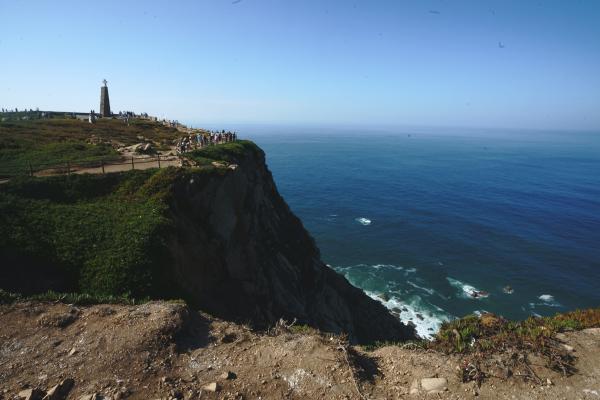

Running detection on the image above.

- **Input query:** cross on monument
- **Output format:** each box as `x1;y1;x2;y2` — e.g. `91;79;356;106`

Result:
102;79;108;87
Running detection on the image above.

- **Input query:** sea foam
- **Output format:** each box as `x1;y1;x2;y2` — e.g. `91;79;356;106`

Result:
447;277;489;299
365;291;451;339
355;217;372;226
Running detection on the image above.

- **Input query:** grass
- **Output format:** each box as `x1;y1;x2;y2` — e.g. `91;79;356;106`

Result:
0;118;183;177
0;288;145;306
0;137;261;303
0;169;178;298
430;310;600;355
186;140;260;165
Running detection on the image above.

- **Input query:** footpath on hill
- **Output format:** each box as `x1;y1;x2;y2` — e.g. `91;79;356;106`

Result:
1;301;599;400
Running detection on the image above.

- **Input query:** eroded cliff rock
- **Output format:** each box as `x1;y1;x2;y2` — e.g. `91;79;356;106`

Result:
166;143;415;343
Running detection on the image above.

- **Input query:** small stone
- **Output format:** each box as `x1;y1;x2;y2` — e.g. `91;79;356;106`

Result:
562;344;574;352
420;377;447;393
202;382;219;393
219;371;236;380
69;348;77;356
409;379;419;395
17;388;46;400
78;395;99;400
546;378;553;386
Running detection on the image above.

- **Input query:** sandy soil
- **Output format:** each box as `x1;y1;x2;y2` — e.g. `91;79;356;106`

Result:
1;301;599;400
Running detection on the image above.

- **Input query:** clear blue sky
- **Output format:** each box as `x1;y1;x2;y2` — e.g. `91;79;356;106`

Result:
1;0;599;130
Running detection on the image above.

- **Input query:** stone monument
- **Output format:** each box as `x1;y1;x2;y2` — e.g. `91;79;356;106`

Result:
100;79;111;117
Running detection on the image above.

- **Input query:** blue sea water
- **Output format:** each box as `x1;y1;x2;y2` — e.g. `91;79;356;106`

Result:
249;127;600;338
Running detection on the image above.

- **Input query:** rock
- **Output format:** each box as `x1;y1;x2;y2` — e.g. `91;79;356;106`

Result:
211;161;228;168
219;371;236;380
409;379;419;395
202;382;219;393
78;395;103;400
43;378;74;400
143;143;152;152
562;344;575;352
583;328;600;336
546;378;553;386
17;388;46;400
68;347;77;356
420;377;447;393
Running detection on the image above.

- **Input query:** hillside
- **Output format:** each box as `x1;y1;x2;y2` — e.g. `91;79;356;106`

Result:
1;300;599;400
0;127;414;343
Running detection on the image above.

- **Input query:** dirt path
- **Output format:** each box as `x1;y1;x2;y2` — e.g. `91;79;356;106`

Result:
1;301;599;400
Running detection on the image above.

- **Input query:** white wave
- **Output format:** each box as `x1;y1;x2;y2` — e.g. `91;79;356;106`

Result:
407;281;435;295
404;267;417;274
365;291;451;340
529;294;562;309
447;277;489;299
335;263;407;273
539;294;554;303
355;217;372;226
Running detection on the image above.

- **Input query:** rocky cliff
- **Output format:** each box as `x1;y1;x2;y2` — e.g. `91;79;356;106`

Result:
165;142;415;343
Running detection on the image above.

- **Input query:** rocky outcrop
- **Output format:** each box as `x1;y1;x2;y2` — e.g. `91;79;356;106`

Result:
164;143;415;343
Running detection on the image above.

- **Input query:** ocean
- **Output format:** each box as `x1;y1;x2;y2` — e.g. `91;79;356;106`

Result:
248;126;600;338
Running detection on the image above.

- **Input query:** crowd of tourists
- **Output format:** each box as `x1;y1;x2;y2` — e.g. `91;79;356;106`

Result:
176;130;237;154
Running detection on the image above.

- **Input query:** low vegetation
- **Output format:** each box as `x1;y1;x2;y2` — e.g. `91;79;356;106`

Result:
0;137;261;304
432;309;600;355
186;140;260;166
0;288;144;306
429;309;600;384
0;169;177;298
0;118;182;177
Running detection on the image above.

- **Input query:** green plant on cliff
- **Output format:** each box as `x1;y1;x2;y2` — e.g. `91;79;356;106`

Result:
432;310;600;355
0;139;262;300
186;140;259;165
0;169;179;297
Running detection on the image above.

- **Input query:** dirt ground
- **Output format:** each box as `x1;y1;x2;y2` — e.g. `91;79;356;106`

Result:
1;301;599;400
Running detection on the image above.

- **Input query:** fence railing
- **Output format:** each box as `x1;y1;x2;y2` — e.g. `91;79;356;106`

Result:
0;155;181;180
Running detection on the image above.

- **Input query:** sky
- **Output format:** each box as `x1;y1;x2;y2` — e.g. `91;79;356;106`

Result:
1;0;599;131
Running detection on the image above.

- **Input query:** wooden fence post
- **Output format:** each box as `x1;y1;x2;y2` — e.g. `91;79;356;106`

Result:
131;157;135;170
28;162;33;177
101;160;105;174
157;155;161;168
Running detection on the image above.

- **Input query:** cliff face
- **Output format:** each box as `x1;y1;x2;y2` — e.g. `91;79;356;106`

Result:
166;144;415;343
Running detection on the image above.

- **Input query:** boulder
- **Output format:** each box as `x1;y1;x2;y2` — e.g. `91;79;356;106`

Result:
420;377;447;393
17;389;46;400
201;382;219;392
219;371;236;380
43;378;74;400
